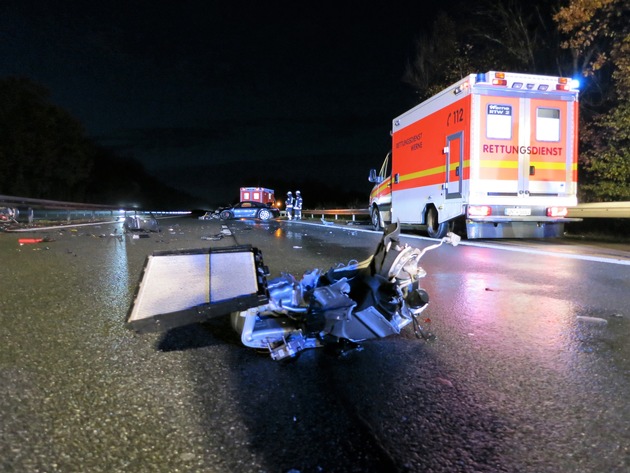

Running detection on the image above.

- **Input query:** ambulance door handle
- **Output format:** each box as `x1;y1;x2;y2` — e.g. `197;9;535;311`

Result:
529;165;535;175
394;173;400;184
455;166;460;177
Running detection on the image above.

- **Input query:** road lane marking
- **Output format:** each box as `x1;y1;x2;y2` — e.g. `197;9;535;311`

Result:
288;220;630;266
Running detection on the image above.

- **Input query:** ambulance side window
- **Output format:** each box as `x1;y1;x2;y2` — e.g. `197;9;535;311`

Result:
486;104;512;140
380;152;392;178
536;108;560;142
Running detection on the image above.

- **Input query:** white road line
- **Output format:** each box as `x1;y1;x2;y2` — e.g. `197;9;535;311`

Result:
288;220;630;266
5;220;121;232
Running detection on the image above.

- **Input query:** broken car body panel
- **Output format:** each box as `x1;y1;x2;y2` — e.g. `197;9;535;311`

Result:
124;214;160;232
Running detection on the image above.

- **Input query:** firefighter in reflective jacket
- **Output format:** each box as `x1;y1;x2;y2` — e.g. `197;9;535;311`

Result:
285;191;294;220
294;190;303;220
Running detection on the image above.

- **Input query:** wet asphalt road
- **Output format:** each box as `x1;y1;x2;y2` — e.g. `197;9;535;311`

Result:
1;217;629;473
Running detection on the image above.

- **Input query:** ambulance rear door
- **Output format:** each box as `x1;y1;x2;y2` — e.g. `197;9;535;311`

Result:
472;90;577;206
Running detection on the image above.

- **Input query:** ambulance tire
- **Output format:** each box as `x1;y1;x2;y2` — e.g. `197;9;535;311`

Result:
371;206;383;231
426;207;449;239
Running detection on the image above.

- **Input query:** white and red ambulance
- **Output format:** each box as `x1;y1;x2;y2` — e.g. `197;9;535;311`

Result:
369;71;580;238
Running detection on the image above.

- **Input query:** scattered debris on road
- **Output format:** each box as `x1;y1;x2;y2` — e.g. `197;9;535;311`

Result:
18;237;54;245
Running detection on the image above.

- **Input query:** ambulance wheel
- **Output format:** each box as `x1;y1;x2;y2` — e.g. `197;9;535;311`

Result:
371;207;382;231
219;210;233;220
257;208;272;220
426;207;449;239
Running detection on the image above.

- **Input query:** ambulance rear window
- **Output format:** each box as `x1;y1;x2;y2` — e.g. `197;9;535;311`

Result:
536;108;560;141
486;104;512;140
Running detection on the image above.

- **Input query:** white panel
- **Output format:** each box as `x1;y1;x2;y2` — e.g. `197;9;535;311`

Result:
210;252;258;302
128;254;209;323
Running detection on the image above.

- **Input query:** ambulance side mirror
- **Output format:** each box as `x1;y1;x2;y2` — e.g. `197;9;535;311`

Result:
368;169;381;183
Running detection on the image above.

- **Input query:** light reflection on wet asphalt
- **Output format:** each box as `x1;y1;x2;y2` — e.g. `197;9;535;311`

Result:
0;217;628;472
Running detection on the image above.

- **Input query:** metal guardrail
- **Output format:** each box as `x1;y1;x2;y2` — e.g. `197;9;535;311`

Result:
0;194;188;227
305;202;630;221
0;193;115;210
566;202;630;219
304;208;370;221
2;194;628;221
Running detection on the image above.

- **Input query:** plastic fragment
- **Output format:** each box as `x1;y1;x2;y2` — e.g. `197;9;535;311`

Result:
19;237;53;245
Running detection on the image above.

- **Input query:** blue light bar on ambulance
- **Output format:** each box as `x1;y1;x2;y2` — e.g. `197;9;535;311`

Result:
475;71;579;92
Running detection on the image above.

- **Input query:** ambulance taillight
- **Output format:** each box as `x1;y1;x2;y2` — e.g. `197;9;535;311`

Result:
547;207;568;218
468;206;492;217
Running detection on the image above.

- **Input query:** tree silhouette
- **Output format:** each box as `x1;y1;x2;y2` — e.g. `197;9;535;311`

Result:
0;77;92;200
0;76;198;208
555;0;630;201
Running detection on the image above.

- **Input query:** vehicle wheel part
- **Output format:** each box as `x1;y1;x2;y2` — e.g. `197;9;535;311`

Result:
371;206;382;231
219;210;233;220
258;209;272;220
426;206;449;239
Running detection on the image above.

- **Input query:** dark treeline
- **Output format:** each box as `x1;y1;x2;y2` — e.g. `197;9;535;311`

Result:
0;77;196;210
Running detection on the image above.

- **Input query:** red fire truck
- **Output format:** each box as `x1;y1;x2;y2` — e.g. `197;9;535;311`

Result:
240;187;275;205
369;71;580;239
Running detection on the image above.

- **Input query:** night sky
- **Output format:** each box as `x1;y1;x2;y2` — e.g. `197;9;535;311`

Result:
1;0;453;206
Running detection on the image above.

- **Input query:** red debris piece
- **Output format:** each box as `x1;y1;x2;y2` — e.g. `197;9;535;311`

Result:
18;237;53;245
